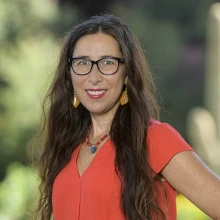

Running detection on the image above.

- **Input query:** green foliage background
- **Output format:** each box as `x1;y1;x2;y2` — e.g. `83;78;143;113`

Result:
0;0;217;219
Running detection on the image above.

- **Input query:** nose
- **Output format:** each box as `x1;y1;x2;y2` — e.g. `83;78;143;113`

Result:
88;63;103;84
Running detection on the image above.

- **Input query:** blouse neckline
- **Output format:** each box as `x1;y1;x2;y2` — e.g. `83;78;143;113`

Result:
74;138;112;179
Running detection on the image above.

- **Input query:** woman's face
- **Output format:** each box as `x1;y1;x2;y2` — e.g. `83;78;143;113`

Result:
71;33;127;116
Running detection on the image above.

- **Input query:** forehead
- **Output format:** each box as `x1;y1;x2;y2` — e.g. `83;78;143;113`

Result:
72;33;122;57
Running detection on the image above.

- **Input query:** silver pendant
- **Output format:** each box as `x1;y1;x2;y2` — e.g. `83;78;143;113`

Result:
90;145;97;154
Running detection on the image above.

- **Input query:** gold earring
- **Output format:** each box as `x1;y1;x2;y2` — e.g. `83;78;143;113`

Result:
73;92;80;108
120;85;129;105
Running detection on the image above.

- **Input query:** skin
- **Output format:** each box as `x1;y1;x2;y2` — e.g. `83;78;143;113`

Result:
162;151;220;219
71;33;127;122
71;33;127;176
71;33;220;218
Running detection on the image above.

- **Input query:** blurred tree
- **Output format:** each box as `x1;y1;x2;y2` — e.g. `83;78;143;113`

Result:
0;0;78;180
0;1;79;218
110;0;218;137
0;162;38;220
0;0;218;219
58;0;113;18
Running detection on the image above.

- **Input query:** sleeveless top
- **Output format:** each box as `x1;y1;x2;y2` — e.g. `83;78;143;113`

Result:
52;119;193;220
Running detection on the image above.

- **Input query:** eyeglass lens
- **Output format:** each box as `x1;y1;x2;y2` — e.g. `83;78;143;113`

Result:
72;57;119;75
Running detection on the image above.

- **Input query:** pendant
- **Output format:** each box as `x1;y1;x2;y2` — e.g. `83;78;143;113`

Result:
90;145;97;154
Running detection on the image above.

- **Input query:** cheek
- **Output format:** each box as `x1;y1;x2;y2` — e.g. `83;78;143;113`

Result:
70;73;74;85
71;74;81;88
118;74;127;86
111;78;125;95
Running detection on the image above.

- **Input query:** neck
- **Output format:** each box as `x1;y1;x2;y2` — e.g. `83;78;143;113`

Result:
89;112;115;138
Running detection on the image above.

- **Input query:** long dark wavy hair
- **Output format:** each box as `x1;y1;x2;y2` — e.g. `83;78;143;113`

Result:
34;13;166;220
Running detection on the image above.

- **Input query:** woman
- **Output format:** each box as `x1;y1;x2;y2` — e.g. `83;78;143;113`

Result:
35;14;220;219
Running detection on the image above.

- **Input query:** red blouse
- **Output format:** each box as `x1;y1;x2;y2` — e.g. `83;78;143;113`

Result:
52;120;193;220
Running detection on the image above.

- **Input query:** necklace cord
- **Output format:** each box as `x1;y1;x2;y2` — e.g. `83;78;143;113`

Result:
85;125;110;153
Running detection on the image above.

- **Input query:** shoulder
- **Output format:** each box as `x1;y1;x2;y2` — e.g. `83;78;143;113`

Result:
148;119;188;144
147;119;193;174
148;118;180;134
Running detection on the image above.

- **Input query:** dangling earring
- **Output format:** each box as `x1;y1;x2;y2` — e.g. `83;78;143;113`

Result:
120;84;129;105
72;92;80;108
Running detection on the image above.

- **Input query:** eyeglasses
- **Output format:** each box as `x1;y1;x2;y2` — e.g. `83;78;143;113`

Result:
68;56;124;75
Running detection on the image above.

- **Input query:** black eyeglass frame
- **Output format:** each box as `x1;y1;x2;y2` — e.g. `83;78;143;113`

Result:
68;56;124;75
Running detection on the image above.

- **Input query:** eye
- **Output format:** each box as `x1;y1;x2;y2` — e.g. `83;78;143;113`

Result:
104;60;113;65
79;60;90;66
73;59;90;66
103;59;115;65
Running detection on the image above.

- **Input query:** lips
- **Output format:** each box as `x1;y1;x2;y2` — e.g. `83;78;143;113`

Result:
86;89;106;99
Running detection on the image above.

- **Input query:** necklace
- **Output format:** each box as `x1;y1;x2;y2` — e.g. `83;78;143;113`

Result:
85;126;110;154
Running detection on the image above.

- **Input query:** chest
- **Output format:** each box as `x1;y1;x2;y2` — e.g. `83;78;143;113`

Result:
54;140;122;202
71;139;118;182
76;142;96;177
52;141;123;219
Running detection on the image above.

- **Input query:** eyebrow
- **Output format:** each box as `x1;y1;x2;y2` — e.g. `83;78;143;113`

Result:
72;56;89;59
72;55;120;59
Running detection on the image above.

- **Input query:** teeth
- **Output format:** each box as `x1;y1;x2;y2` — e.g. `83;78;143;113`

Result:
87;90;105;95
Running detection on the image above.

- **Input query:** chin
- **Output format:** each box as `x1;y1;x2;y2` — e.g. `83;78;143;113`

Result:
83;104;105;114
82;101;119;116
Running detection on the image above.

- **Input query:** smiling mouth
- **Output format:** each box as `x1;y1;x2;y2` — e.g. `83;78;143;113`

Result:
87;90;106;95
86;89;106;99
